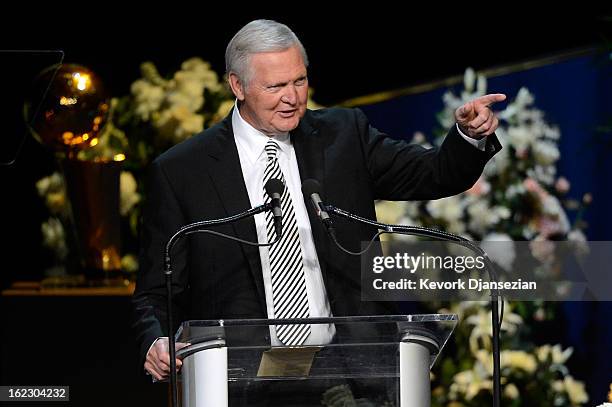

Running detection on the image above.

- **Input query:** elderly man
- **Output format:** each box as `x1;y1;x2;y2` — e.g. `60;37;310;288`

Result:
133;19;504;381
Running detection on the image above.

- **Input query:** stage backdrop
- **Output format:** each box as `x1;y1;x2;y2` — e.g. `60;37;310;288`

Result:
355;49;612;402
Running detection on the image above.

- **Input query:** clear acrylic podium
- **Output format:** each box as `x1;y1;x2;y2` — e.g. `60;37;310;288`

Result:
175;314;457;407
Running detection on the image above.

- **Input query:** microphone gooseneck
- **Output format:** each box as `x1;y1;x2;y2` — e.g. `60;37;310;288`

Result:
163;201;282;407
264;178;284;239
301;179;336;239
300;178;504;407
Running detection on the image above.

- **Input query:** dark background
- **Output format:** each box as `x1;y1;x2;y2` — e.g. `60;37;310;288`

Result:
2;7;611;288
1;7;610;288
1;6;611;406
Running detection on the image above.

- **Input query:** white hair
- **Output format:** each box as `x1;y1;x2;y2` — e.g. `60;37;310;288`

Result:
225;19;308;86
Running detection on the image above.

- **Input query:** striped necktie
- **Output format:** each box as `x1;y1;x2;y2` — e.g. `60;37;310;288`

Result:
262;138;311;345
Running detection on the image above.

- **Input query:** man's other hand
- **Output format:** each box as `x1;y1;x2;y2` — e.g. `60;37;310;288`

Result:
455;93;506;139
144;337;190;381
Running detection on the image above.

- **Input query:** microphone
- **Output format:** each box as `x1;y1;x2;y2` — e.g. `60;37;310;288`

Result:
264;178;284;239
301;179;336;238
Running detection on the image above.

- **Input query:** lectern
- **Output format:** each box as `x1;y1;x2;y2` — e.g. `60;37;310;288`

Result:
175;314;457;407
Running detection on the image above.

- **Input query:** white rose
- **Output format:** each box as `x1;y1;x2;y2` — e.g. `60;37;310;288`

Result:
120;172;141;216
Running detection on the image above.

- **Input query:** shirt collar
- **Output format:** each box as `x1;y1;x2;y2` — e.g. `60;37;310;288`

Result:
232;100;291;164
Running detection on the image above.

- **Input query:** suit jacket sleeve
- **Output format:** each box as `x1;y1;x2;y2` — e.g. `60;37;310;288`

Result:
131;158;190;369
353;108;501;200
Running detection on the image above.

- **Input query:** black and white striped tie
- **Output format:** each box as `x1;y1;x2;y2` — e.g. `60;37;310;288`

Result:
263;139;311;346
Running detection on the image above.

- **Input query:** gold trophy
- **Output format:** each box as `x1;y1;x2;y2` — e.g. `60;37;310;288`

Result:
26;63;124;284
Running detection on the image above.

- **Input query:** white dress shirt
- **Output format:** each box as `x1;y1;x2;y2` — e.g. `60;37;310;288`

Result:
457;124;487;150
232;102;336;346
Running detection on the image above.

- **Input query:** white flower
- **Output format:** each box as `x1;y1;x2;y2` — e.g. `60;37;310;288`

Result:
36;173;68;215
404;201;421;220
375;200;406;225
463;67;476;93
180;57;222;92
553;376;589;405
476;74;487;96
130;79;164;121
466;309;495;353
467;199;503;235
375;201;418;243
447;220;467;235
154;105;205;143
536;344;573;365
507;126;533;153
121;254;139;273
528;164;557;186
543;123;561;140
167;81;205;112
495;206;511;220
465;302;522;354
504;383;519;400
501;350;537;373
529;235;556;264
498;89;534;122
451;365;493;400
505;182;526;199
427;196;464;224
515;87;535;108
120;171;141;216
41;217;68;260
568;229;590;256
36;172;62;196
481;233;515;271
541;195;570;233
533;140;560;166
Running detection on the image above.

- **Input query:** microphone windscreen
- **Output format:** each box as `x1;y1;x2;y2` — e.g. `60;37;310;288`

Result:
301;179;322;197
264;178;285;197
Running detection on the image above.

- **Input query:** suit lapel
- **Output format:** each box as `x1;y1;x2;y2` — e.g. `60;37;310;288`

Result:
204;115;267;311
291;112;331;288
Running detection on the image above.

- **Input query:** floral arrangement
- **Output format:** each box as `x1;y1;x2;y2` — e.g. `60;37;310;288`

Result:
375;68;595;406
36;58;234;276
431;301;588;406
376;68;590;245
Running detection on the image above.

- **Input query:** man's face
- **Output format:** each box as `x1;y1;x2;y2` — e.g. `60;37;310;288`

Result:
230;46;308;136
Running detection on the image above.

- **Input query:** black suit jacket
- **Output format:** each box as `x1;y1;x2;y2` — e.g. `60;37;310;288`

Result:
132;107;500;365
